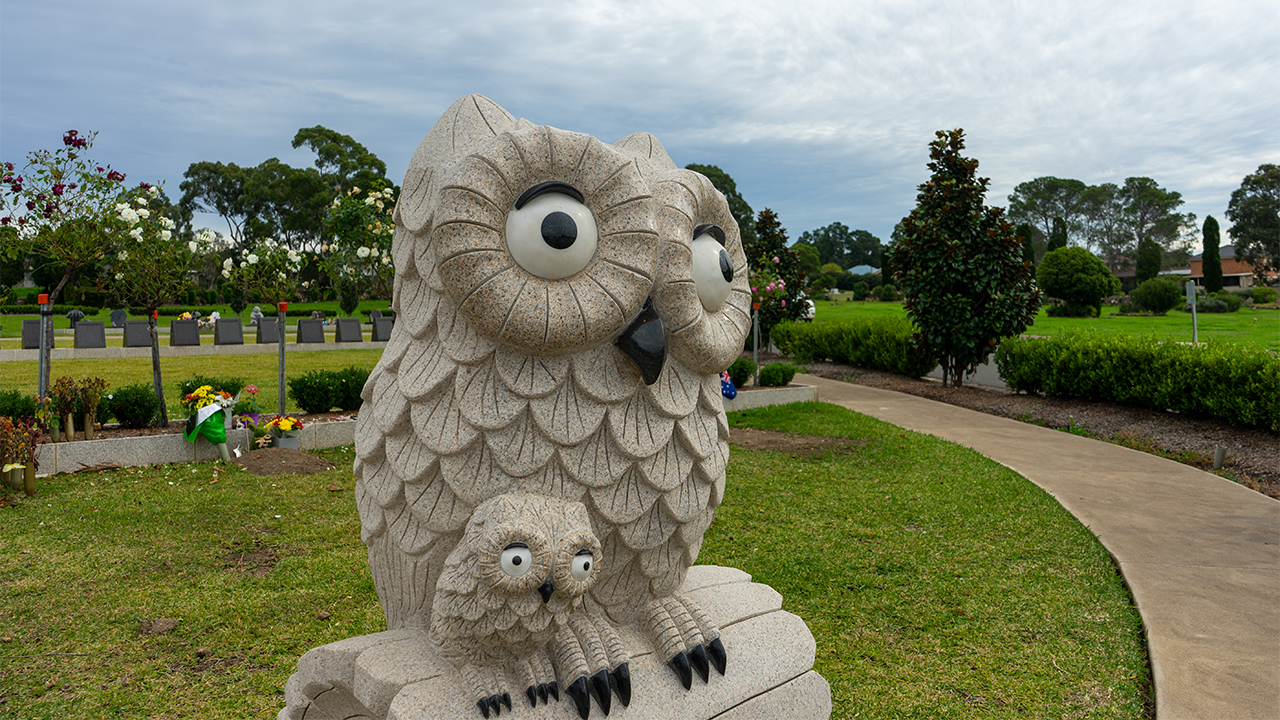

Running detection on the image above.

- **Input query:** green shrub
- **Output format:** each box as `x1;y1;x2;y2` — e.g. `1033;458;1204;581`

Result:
995;330;1279;430
333;366;371;411
0;390;39;419
1184;291;1242;314
878;284;897;301
757;362;797;387
850;282;868;299
1252;286;1278;304
1037;247;1120;312
1045;302;1096;317
727;357;756;388
1212;291;1244;312
288;371;339;414
770;316;936;378
108;383;161;429
178;375;246;398
1130;278;1184;315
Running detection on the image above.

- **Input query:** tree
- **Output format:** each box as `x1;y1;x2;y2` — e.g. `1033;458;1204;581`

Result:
1225;164;1280;283
292;126;389;194
1015;223;1037;266
179;161;266;253
1047;216;1068;252
887;129;1041;387
0;130;128;305
1006;176;1088;246
1079;183;1127;270
1119;177;1196;270
109;185;218;426
791;242;821;279
319;185;397;308
242;158;331;251
685;164;756;247
1135;237;1162;283
1036;247;1120;316
795;223;884;268
744;208;805;347
1202;215;1223;293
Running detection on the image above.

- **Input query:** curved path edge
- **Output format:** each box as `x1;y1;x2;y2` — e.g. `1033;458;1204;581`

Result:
796;374;1280;720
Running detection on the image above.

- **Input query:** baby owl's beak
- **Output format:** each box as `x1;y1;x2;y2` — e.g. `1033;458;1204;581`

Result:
614;298;665;385
538;578;554;603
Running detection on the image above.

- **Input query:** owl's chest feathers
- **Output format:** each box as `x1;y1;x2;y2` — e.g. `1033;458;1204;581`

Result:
433;592;572;665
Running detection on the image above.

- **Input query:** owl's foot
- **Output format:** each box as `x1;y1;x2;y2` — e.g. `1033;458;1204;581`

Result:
459;663;513;718
644;592;726;690
510;649;560;709
552;613;632;719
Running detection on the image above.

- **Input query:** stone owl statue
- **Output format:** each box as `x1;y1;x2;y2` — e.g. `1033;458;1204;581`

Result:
353;94;752;718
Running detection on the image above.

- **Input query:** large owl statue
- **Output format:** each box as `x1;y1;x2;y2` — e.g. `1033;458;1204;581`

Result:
354;94;752;718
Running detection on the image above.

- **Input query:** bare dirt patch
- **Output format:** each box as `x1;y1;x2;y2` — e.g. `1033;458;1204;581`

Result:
139;618;178;636
230;447;335;476
729;426;867;458
223;546;279;578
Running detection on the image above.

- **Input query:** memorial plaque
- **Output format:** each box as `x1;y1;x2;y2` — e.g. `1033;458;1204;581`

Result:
372;316;394;342
369;309;382;323
74;321;106;348
256;318;280;344
335;317;362;342
214;318;244;345
109;309;128;327
295;318;325;343
21;319;50;349
124;320;152;347
169;319;200;346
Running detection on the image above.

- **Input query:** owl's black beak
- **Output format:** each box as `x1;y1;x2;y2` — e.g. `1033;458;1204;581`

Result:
614;298;665;385
538;578;554;603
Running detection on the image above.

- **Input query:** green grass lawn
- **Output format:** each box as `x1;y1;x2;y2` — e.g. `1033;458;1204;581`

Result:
812;299;1280;350
0;403;1151;718
0;349;385;418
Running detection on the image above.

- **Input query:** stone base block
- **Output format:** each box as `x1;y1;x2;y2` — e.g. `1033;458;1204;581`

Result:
278;566;829;720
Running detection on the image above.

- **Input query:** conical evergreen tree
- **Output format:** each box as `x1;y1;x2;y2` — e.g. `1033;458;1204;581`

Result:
1202;215;1223;293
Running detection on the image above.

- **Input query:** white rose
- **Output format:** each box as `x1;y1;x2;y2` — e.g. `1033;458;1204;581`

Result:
148;186;160;197
136;208;150;219
352;186;361;194
161;230;171;241
119;208;138;224
115;272;125;280
382;255;391;265
129;227;143;239
278;272;287;280
247;254;259;264
223;257;233;270
240;261;247;268
221;269;231;278
364;196;375;205
356;246;370;258
188;241;197;252
118;250;129;261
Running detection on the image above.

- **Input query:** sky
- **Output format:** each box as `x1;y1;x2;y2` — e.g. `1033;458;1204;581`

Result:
2;0;1276;249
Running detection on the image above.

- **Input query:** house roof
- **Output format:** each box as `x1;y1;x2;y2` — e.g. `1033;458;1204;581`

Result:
1191;245;1237;261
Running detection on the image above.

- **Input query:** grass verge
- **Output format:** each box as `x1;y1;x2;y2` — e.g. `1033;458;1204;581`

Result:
0;403;1151;718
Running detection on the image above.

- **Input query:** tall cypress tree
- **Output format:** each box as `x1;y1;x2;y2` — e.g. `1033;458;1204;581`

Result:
1016;222;1037;267
1202;215;1223;293
1046;216;1068;252
1135;237;1162;283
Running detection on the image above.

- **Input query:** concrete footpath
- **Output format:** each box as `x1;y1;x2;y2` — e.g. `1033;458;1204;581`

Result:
797;374;1280;720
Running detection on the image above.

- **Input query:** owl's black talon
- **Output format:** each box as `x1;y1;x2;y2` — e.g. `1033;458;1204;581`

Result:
548;681;560;702
708;636;727;675
611;663;631;706
501;692;511;711
689;643;710;683
537;682;549;704
567;675;591;719
487;694;504;716
668;651;692;690
590;668;612;716
477;698;491;719
526;686;538;707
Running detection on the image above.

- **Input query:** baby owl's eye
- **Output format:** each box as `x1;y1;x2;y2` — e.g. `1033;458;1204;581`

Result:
570;549;594;582
690;224;733;312
505;182;598;280
500;542;533;578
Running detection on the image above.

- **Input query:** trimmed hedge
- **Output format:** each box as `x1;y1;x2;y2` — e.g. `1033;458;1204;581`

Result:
758;362;797;387
771;317;936;378
287;366;370;414
995;330;1279;430
727;357;756;388
0;304;101;315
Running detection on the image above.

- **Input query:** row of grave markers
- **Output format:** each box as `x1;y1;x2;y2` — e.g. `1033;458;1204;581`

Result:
20;316;394;349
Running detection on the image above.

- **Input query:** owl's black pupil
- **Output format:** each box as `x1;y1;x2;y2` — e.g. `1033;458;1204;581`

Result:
582;561;590;571
512;556;522;566
719;249;733;283
541;212;577;250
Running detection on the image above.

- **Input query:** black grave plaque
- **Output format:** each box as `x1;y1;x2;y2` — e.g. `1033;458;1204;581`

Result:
372;316;394;342
124;320;152;347
335;317;363;342
256;318;280;344
74;321;106;348
295;318;325;344
214;318;244;345
109;309;128;327
169;319;200;346
22;320;50;349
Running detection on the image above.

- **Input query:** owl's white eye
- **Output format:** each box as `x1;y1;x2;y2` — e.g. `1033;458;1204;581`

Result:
569;549;594;582
691;224;733;312
501;543;534;578
505;182;598;280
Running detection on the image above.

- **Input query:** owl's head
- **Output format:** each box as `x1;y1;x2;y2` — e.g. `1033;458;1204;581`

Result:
396;94;750;383
467;493;601;605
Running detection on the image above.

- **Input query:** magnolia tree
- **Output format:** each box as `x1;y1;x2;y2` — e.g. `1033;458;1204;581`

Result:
319;184;395;314
0;130;129;303
110;185;219;425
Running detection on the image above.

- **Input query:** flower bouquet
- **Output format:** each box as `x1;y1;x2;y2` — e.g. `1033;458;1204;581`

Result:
264;415;304;449
1;415;39;495
233;384;263;428
182;385;236;461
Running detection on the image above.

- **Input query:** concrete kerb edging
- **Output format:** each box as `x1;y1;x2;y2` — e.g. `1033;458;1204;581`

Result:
34;420;357;475
722;383;817;412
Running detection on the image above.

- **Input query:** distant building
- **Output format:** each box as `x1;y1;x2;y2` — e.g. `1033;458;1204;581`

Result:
846;265;880;276
1185;245;1277;288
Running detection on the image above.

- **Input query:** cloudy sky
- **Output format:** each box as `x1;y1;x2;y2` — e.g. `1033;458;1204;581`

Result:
3;0;1275;248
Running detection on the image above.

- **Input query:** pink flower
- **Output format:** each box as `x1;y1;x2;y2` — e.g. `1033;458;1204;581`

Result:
752;286;757;293
245;385;259;394
772;256;779;263
781;300;786;307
